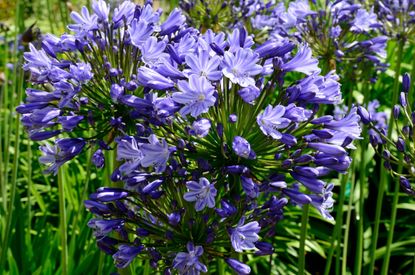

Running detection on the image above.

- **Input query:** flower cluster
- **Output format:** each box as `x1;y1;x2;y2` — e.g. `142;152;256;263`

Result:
18;0;362;273
359;73;415;196
377;0;415;39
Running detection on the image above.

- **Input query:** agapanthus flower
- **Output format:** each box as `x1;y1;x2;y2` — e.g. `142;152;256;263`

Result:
19;1;361;273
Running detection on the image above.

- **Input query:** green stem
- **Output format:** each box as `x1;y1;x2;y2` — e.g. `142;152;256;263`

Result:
0;57;23;270
298;204;310;275
217;258;226;275
354;86;370;275
380;158;403;275
342;156;357;275
369;38;405;275
323;174;348;275
58;168;68;275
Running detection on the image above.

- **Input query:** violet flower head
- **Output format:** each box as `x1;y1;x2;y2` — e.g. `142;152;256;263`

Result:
184;50;222;81
351;8;379;33
222;48;262;87
173;75;216;118
281;44;320;75
184;177;217;211
257;105;291;140
231;218;261;252
173;242;207;274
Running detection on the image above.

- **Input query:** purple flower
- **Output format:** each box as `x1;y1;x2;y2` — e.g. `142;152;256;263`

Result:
69;62;93;83
351;8;378;33
184;177;217;211
281;44;319;75
241;176;259;198
184;50;222;81
160;8;186;36
238;86;261;104
222;48;262;87
140;37;168;66
113;244;144;268
257;105;291;139
58;115;84;131
68;6;98;37
137;67;174;90
140;134;171;173
225;258;251;275
129;19;154;48
116;136;143;175
113;0;135;27
231;218;260;252
87;218;124;236
232;136;255;159
192;118;211;137
172;75;216;118
92;0;109;22
173;242;207;274
324;107;362;140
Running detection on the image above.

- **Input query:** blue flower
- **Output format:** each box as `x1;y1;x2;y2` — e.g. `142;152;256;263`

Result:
116;136;143;175
113;0;135;27
172;75;216;118
184;177;217;211
68;6;98;37
92;0;109;22
191;118;211;137
222;48;262;87
129;19;154;48
173;242;207;275
184;50;222;81
160;8;186;36
137;67;175;90
140;37;169;66
113;244;144;268
281;44;319;75
351;8;379;33
257;105;291;140
140;134;172;173
231;218;260;252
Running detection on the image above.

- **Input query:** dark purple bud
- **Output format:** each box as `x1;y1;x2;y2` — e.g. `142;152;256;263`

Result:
357;106;371;124
311;115;333;124
383;150;391;159
396;137;405;152
403;73;410;93
239;27;247;47
224;165;250;174
281;133;297;146
90;187;128;202
216;200;237;217
238;86;261;104
92;149;105;168
167;212;181;226
111;168;122;182
255;241;274;255
393;105;400;118
87;218;124;236
110;84;124;102
402;126;411;136
216;123;224;138
241;176;259;198
384;160;392;170
142;180;163;194
30;130;61;141
225;258;251;275
113;244;143;269
341;136;354;148
210;42;224;55
282;188;312;205
84;200;111;215
312;129;334;139
281;159;293;169
136;228;150;236
150;190;164;199
293;166;319;178
399;176;415;195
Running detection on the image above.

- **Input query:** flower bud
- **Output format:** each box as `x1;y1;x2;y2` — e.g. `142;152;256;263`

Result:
357;106;371;124
393;105;400;119
402;73;410;93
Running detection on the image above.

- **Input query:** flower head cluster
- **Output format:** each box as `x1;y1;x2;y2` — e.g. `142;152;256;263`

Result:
359;73;415;196
18;1;361;274
377;0;415;39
